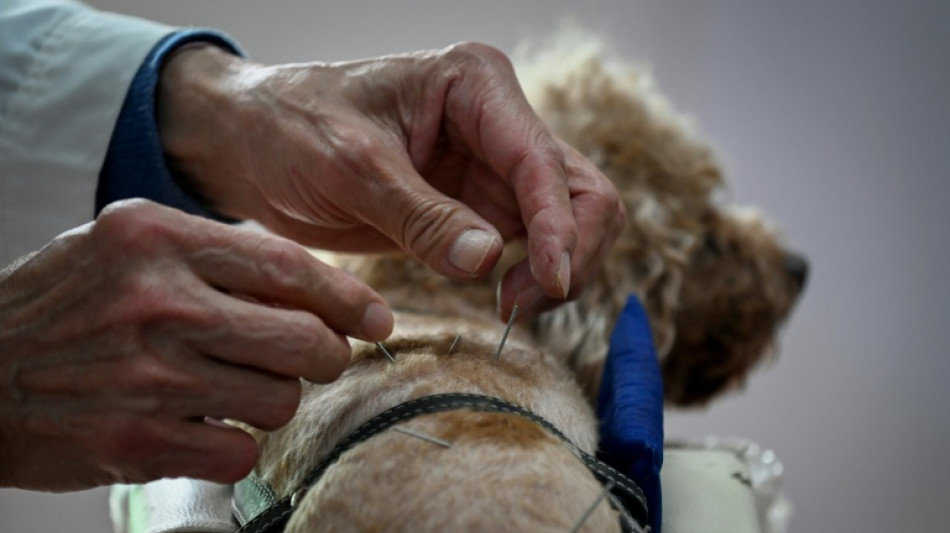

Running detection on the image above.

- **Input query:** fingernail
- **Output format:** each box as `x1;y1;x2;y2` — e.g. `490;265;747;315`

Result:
556;251;571;299
360;302;393;340
449;229;496;275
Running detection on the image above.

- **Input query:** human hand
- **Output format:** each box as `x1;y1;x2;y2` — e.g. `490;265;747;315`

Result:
157;43;625;320
0;200;392;491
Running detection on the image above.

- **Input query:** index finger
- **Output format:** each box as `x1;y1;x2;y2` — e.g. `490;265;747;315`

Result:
193;232;393;342
153;207;394;342
441;43;577;298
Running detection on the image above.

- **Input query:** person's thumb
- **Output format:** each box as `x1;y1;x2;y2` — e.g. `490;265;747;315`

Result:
381;183;503;280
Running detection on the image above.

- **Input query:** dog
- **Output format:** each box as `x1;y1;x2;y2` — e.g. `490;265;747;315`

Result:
237;38;806;533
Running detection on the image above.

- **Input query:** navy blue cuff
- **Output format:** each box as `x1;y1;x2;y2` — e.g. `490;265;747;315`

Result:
597;295;664;532
96;29;245;219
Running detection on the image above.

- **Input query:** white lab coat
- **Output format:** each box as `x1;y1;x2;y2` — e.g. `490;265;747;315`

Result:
0;0;174;265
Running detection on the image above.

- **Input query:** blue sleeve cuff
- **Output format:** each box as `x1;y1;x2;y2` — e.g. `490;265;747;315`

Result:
96;29;245;219
597;295;665;532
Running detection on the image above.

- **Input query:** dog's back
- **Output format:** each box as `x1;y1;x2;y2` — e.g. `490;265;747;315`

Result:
252;310;622;532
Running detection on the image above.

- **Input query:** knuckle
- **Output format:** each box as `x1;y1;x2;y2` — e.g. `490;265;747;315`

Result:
586;168;619;200
512;130;566;181
119;277;207;329
97;198;155;221
591;182;623;221
324;118;381;167
574;165;626;229
399;196;459;262
279;313;327;368
290;309;322;338
536;134;568;169
446;41;513;72
338;125;378;161
94;199;174;250
256;237;314;292
126;358;202;403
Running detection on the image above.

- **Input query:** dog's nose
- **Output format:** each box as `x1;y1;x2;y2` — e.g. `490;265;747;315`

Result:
784;251;809;291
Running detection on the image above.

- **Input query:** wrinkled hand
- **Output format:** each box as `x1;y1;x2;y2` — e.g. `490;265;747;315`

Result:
158;43;625;319
0;200;392;491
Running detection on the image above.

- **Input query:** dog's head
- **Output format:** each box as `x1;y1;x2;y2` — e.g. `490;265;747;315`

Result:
660;208;807;404
519;36;807;406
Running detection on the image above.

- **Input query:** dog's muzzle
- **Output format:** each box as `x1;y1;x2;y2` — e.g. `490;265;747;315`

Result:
232;393;651;532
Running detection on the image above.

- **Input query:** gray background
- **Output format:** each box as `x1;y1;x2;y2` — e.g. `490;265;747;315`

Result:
2;1;948;531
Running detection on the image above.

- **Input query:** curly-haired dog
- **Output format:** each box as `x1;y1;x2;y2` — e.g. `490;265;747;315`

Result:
238;42;806;532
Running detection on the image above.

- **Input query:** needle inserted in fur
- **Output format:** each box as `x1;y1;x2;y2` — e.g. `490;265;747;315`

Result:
376;342;396;364
391;425;452;448
568;479;615;533
448;334;461;354
494;304;519;361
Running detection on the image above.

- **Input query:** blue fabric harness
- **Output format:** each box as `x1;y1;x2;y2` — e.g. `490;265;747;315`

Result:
598;295;665;532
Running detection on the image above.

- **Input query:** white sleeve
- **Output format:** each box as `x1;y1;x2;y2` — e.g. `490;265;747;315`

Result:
0;0;175;265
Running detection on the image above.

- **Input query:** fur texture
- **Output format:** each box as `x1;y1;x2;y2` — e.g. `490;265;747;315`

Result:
246;36;806;532
255;315;619;532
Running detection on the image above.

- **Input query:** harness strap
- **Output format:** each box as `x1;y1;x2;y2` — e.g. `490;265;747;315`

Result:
235;393;649;532
232;471;278;526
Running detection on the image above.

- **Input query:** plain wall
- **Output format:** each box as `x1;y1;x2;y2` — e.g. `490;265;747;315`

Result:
2;1;947;531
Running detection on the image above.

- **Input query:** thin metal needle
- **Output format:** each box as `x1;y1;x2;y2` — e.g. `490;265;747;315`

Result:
448;334;461;354
494;304;519;361
376;341;396;363
569;480;615;533
391;425;452;448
